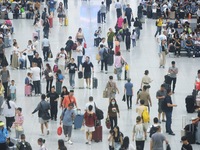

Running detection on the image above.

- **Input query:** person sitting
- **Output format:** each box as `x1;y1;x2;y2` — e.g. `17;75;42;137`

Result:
194;37;200;57
27;7;34;19
13;5;20;19
185;36;194;58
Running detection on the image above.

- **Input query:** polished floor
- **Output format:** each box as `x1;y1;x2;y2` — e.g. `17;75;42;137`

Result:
0;0;200;149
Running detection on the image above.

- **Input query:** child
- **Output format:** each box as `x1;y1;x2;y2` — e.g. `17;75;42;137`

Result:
9;80;16;101
181;136;193;150
25;72;33;91
108;130;114;150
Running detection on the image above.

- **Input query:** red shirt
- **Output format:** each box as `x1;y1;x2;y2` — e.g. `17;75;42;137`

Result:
84;112;97;127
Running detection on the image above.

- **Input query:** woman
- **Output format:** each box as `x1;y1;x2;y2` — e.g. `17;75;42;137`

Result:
57;2;65;26
0;81;4;114
56;69;64;95
107;99;120;130
66;58;77;88
83;105;97;145
43;17;50;38
60;86;69;108
38;138;47;150
75;28;86;44
58;139;67;150
114;51;125;80
132;116;147;150
159;40;167;68
11;42;19;69
76;41;83;71
120;136;135;150
175;38;181;57
12;107;24;139
43;63;53;93
112;126;123;150
115;38;120;55
125;28;131;52
57;48;67;74
25;40;35;68
105;76;119;100
131;29;136;48
1;96;17;132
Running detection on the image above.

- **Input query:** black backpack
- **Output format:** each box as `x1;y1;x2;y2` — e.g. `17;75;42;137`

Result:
82;48;85;55
95;108;104;120
17;142;32;150
149;125;157;137
103;48;109;60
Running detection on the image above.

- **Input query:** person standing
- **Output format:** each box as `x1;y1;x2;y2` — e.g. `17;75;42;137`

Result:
41;35;50;62
107;98;120;130
154;17;163;37
31;62;41;96
76;41;83;71
38;138;48;149
56;69;64;95
115;0;122;18
106;0;112;12
99;45;108;73
125;4;133;28
57;48;67;74
100;1;106;23
124;78;133;109
47;86;59;121
105;76;119;101
156;84;166;123
124;28;131;52
150;126;168;150
85;96;96;113
66;58;77;89
82;56;94;89
112;126;123;149
63;0;68;9
159;40;167;68
25;40;35;68
43;63;53;93
133;18;142;39
60;103;75;144
57;2;65;26
0;66;10;99
162;89;177;135
168;61;178;93
141;70;152;90
137;3;143;20
114;51;125;80
75;28;86;44
32;94;51;135
60;86;69;109
0;121;8;150
107;28;115;50
32;52;43;70
43;17;50;38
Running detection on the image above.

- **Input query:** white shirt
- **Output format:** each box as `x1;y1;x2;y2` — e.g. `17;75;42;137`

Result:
9;85;16;93
98;41;107;48
158;34;167;46
58;53;66;65
12;46;19;55
27;44;34;56
85;101;96;113
30;67;40;81
76;45;83;57
115;2;122;9
1;101;17;117
39;144;47;150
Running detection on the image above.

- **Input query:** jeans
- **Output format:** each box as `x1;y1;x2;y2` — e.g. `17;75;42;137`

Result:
135;141;145;150
3;82;8;98
101;59;108;71
63;0;68;9
116;67;122;80
5;116;15;129
108;41;114;50
43;47;49;61
170;77;177;92
154;26;162;37
126;15;131;27
69;73;75;87
132;39;136;47
109;116;117;130
33;80;41;94
28;55;33;67
114;142;121;150
46;79;53;93
77;56;83;71
185;46;194;57
43;30;49;38
165;111;172;133
50;103;58;120
10;93;16;100
101;13;106;22
116;8;122;18
138;12;143;20
19;58;25;68
135;27;140;39
126;95;132;108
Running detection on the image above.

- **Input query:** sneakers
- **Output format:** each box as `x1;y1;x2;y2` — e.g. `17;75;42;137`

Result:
47;130;50;135
68;140;73;145
65;137;69;142
88;141;91;145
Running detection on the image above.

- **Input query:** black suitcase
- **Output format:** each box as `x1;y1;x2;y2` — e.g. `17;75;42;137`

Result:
93;77;98;89
97;11;101;23
152;12;157;19
107;54;113;66
164;75;171;85
185;95;195;113
184;124;196;144
78;71;83;79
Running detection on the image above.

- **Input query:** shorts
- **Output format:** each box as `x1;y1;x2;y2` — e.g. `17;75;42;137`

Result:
85;126;95;133
39;117;49;124
63;125;72;137
84;72;91;79
158;100;164;113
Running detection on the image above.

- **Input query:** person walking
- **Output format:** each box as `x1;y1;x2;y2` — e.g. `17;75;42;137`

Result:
60;86;69;109
150;126;168;150
132;116;147;150
83;105;97;145
106;0;112;12
107;98;120;130
120;136;135;150
57;2;65;26
156;84;167;123
76;41;83;71
56;69;64;95
31;62;41;96
65;36;74;58
41;35;50;62
32;94;51;136
124;78;134;109
57;48;67;74
43;63;53;94
85;96;96;113
125;28;131;52
16;134;32;150
62;90;78;109
107;28;115;50
82;56;94;89
75;28;86;44
60;103;75;144
131;29;137;48
100;1;106;23
63;0;68;9
162;89;177;135
1;96;17;132
38;138;48;149
140;70;152;90
58;139;67;150
0;66;10;99
168;61;178;93
99;44;108;73
25;40;35;68
105;76;119;101
159;40;167;68
47;86;59;121
133;18;142;40
114;51;125;80
115;0;122;18
112;126;123;149
32;52;43;70
0;121;8;150
43;17;50;38
66;58;77;89
124;4;133;28
154;17;163;37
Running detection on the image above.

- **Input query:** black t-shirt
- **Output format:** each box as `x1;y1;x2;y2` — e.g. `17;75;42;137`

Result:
82;62;93;73
32;57;42;68
65;40;74;51
163;95;173;112
181;144;193;150
125;8;132;16
67;63;77;73
47;92;59;105
138;5;143;13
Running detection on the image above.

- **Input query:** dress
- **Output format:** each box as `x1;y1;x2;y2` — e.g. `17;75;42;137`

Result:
11;46;19;68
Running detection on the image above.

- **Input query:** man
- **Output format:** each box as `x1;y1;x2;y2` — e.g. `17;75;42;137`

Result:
137;3;143;20
82;56;94;89
63;0;68;9
181;136;193;150
150;126;168;150
185;36;194;58
149;117;161;138
0;121;8;149
98;37;106;49
115;0;122;18
32;52;43;69
154;17;163;37
156;84;166;123
99;44;108;73
31;62;41;96
133;18;142;39
124;78;134;109
125;4;133;28
42;35;50;61
157;31;167;54
137;86;152;111
66;58;77;89
65;36;74;58
0;66;10;99
0;37;5;67
32;94;51;135
168;61;178;93
136;99;148;117
162;89;177;135
100;1;106;23
94;27;102;47
48;0;56;15
60;103;75;144
106;0;112;12
47;86;59;121
85;96;96;113
107;28;115;50
16;134;32;150
62;90;78;109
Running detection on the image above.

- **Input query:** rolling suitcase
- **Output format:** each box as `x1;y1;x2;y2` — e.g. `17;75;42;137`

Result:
49;17;53;28
25;85;32;96
97;11;101;23
78;71;83;79
184;124;196;144
93;77;98;89
78;78;84;89
92;126;102;142
74;110;84;129
185;95;195;113
8;12;13;20
64;17;68;26
107;54;114;66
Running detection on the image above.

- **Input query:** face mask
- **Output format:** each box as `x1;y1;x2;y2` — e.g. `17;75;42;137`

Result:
112;102;115;105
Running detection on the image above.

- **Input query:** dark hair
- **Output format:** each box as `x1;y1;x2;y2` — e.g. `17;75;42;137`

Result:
161;84;165;88
153;117;159;123
41;94;46;100
198;70;200;74
6;96;11;109
113;126;120;137
116;51;121;56
109;76;113;80
136;116;142;123
140;99;145;105
181;135;188;141
57;69;62;74
38;138;45;144
89;96;93;101
58;139;67;150
21;134;25;139
46;63;52;71
62;86;69;94
88;105;93;111
172;61;175;64
100;44;104;48
109;98;117;108
144;70;149;75
69;36;72;39
143;85;147;91
60;48;65;51
17;107;22;112
101;1;104;4
121;136;129;149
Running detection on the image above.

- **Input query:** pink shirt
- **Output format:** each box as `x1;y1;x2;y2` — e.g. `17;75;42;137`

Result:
117;17;123;28
15;114;24;126
5;20;12;26
114;56;124;68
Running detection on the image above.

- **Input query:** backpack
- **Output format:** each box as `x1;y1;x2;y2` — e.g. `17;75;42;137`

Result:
103;48;109;60
53;64;58;73
142;107;150;123
17;141;32;150
95;108;104;120
94;30;98;37
82;48;85;55
149;125;157;137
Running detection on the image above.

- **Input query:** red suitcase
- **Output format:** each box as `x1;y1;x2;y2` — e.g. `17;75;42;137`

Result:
25;85;32;96
92;126;102;142
49;17;53;28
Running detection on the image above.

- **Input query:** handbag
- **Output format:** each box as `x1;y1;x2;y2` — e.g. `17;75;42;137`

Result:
114;68;117;74
166;144;171;150
48;50;53;58
40;102;51;120
57;125;62;136
103;90;108;98
16;125;23;131
84;42;87;48
105;117;111;129
131;17;135;22
96;54;100;61
122;94;126;102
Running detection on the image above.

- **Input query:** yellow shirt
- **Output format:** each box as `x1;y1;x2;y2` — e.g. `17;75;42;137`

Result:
157;19;163;27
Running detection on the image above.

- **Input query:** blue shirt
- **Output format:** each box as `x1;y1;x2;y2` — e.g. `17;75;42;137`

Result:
0;127;8;143
62;109;75;126
124;82;133;95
